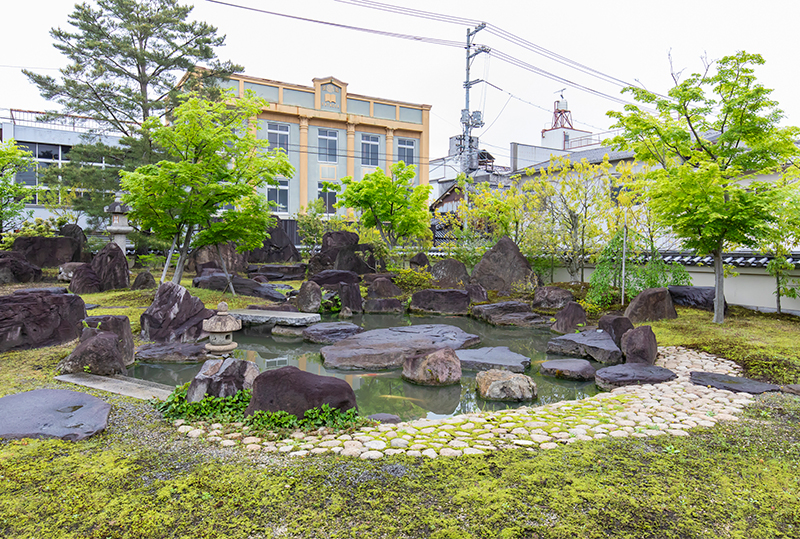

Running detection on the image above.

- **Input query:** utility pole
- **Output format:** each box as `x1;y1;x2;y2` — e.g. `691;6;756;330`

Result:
460;23;490;173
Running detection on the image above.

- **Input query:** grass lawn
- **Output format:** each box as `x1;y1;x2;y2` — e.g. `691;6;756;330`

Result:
1;281;799;537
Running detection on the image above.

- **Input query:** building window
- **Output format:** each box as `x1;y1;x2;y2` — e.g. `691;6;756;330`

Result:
318;182;337;214
267;123;289;152
398;138;415;165
318;129;338;163
361;134;379;167
267;179;289;213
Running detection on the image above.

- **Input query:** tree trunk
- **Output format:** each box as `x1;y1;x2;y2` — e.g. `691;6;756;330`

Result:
713;246;725;324
776;272;782;314
216;243;236;296
172;224;194;285
160;232;179;284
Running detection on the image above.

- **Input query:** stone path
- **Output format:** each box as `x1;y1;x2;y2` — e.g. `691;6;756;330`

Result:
170;346;756;459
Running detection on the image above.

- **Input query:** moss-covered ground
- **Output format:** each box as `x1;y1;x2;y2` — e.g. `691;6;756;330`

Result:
2;279;800;537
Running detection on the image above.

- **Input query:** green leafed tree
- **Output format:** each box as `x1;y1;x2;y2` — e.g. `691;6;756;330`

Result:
608;51;800;323
120;91;293;290
0;140;34;242
338;162;432;249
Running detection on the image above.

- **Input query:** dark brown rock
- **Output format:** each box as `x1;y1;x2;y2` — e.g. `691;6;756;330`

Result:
430;258;469;288
621;325;658;365
334;244;378;274
625;287;678;324
362;273;397;285
0;255;42;284
140;283;214;343
547;331;622;364
668;286;728;314
58;223;87;246
252;263;307;281
402;347;462;386
470;301;545;327
12;236;81;267
90;242;130;291
83;315;134;367
244;365;357;418
551;302;587;334
598;314;634;348
465;283;488;304
338;282;363;313
247;219;301;264
188;242;248;274
595;364;677;391
469;236;531;291
186;358;260;403
307;250;335;277
57;261;84;282
135;342;209;363
131;271;157;290
191;273;287;302
367;277;402;298
69;264;101;294
409;289;470;315
0;389;111;441
0;288;85;352
57;331;127;376
296;281;322;313
531;286;575;310
303;322;365;344
322;230;360;253
409;252;430;271
309;269;360;287
539;359;596;381
363;298;404;313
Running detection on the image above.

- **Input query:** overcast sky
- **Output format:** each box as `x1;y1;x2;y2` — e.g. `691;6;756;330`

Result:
2;0;798;166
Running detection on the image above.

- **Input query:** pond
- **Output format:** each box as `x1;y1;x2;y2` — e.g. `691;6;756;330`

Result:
130;313;601;422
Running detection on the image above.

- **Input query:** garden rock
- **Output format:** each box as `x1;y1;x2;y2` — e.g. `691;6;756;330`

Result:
135;342;209;363
244;365;357;418
0;288;85;352
303;322;364;344
363;298;403;313
0;389;111;441
187;242;248;274
409;252;430;271
430;258;469;288
58;223;87;247
362;273;397;285
595;364;677;391
57;261;84;282
689;372;780;394
547;331;623;364
409;289;470;315
0;254;42;284
296;281;322;313
252;263;307;281
334;244;378;274
186;358;260;403
539;359;596;381
621;325;658;365
469;236;531;292
669;285;728;313
247;219;301;263
338;282;363;313
551;301;587;334
12;236;81;267
132;271;157;290
90;242;130;291
531;286;575;310
68;264;101;294
309;269;360;287
476;369;536;401
624;287;677;323
455;346;530;373
402;347;462;386
191;273;286;302
140;282;214;343
57;330;127;376
248;303;298;312
470;301;545;327
320;324;481;370
83;315;134;366
368;413;402;424
367;277;402;298
598;314;634;348
465;283;488;304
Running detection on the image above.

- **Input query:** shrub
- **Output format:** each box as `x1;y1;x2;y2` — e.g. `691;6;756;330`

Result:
392;267;433;292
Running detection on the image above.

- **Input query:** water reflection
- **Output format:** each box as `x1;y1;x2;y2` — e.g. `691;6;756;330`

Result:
130;312;601;420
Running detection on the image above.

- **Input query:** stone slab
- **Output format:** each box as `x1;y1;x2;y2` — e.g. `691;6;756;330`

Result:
0;389;111;441
455;347;530;373
539;359;596;381
229;309;321;327
690;372;780;394
55;373;174;401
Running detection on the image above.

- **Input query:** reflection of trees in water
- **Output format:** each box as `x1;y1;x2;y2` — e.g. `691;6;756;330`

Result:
353;376;428;422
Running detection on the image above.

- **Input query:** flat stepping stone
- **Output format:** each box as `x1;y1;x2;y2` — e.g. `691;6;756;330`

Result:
135;342;209;363
55;373;174;401
470;301;547;327
595;364;677;391
455;347;530;373
690;372;780;394
539;359;596;381
0;389;111;441
229;309;320;327
547;330;622;364
303;322;364;344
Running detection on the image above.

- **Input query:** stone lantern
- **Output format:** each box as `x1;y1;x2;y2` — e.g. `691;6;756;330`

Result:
202;302;242;355
104;193;134;254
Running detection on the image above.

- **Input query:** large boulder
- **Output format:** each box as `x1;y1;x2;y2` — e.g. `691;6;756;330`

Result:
531;286;575;310
308;269;360;287
251;263;307;281
131;271;157;290
367;277;402;298
470;301;545;327
409;252;430;271
465;283;488;304
455;347;530;373
244;365;357;418
296;281;322;313
469;236;531;292
430;258;469;288
303;322;364;344
58;223;87;247
185;358;260;403
334;244;378;274
83;315;134;366
551;302;587;334
0;253;42;284
12;236;81;268
547;331;623;365
402;347;462;386
69;264;101;294
0;389;111;441
140;282;214;343
247;219;301;264
338;282;363;313
57;262;84;283
0;288;85;352
598;314;634;348
188;242;248;275
539;359;596;381
668;286;728;313
57;330;127;376
363;298;403;313
90;242;130;291
624;288;678;324
322;230;359;254
409;289;470;315
476;369;537;401
191;273;286;302
320;324;481;370
595;364;677;391
620;326;658;365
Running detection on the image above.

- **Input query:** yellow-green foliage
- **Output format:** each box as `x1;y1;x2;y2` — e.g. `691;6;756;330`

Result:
0;342;74;398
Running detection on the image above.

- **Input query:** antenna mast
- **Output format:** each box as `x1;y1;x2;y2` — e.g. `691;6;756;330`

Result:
460;23;490;172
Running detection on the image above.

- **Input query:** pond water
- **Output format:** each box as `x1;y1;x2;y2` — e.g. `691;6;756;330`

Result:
130;313;601;422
